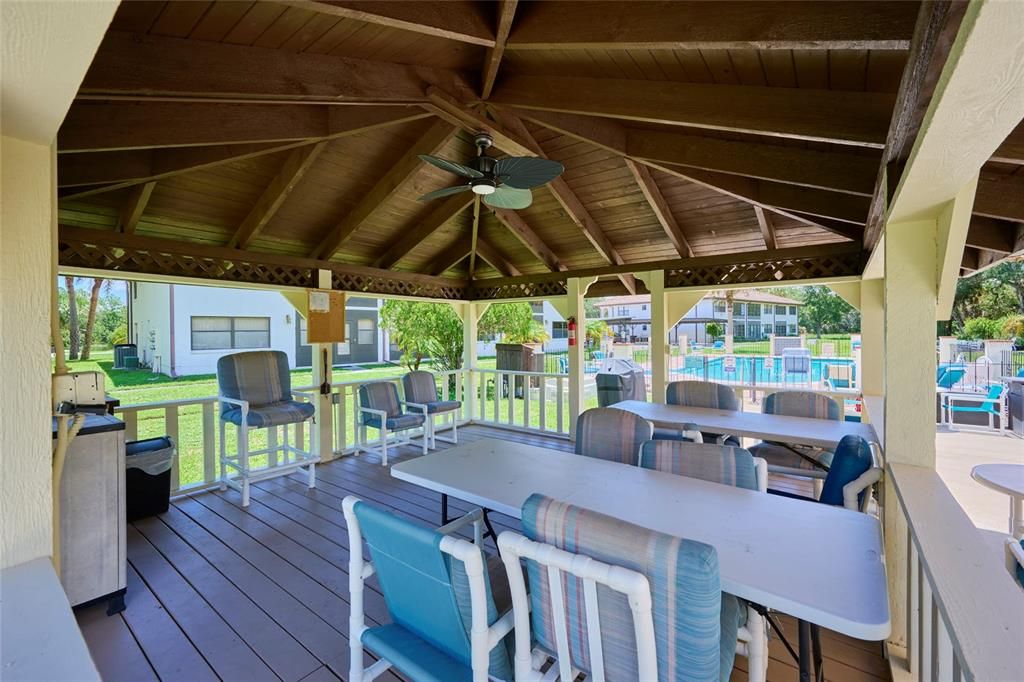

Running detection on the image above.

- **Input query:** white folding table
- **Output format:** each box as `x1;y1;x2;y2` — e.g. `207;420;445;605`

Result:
611;399;880;451
392;438;890;681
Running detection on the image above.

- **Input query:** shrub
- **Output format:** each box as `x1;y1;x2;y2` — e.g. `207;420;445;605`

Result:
706;322;724;339
960;317;1004;341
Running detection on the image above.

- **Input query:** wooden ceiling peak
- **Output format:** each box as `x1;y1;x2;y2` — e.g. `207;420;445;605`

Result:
373;192;475;270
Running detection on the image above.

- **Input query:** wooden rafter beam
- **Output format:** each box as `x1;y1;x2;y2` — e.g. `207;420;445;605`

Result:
117;181;156;234
480;0;518;100
229;142;328;249
965;216;1018;255
59;107;430;197
425;88;533;156
862;1;969;250
475;236;521;277
507;1;916;50
490;208;563;272
490;74;895;147
428;234;473;276
502;105;863;243
754;206;777;250
279;1;496;46
311;119;457;259
80;30;475;103
623;159;693;258
973;172;1024;223
992;122;1024;165
373;193;475;269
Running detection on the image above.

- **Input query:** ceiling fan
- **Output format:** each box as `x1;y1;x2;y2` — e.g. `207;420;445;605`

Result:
417;132;564;210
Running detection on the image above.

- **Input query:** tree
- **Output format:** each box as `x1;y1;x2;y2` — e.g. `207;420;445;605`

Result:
792;286;857;335
706;322;724;339
65;276;80;360
584;319;611;346
950;260;1024;332
960;317;1004;340
479;303;548;344
81;278;104;360
379;301;463;371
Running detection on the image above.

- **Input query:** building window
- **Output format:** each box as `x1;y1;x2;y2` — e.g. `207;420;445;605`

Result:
618;306;628;316
641;304;648;311
775;323;787;336
552;321;568;339
191;316;270;350
749;322;761;338
641;324;648;332
734;322;745;339
775;305;786;314
789;324;797;335
747;303;760;317
733;303;745;316
357;318;375;344
789;306;797;315
714;300;726;313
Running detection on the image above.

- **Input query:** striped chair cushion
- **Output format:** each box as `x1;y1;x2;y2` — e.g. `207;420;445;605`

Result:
638;440;759;491
762;391;840;420
359;381;402;425
522;494;737;682
221;400;314;428
403;371;440;405
666;381;740;411
217;350;291;414
448;552;515;681
574;407;653;465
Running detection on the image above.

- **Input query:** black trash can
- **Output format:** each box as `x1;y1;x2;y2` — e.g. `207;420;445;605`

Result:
113;343;138;369
125;436;175;522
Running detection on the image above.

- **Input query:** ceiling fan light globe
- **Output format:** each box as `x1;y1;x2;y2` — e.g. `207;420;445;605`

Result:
471;182;496;195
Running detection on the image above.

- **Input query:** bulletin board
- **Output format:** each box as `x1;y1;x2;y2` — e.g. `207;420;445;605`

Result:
306;289;346;343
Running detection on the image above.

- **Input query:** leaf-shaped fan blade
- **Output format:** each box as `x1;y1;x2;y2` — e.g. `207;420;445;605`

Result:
418;185;472;202
483;186;533;210
494;157;565;189
419;155;483;179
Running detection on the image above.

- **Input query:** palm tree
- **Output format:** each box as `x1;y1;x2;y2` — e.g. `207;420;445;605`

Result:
725;290;735;352
65;276;80;360
81;278;104;360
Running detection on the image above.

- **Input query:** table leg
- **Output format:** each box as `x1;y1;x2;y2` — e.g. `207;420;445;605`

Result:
812;623;824;682
798;619;812;682
441;493;450;526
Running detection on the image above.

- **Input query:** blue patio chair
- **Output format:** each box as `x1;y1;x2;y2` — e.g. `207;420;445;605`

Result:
357;381;427;466
216;350;317;507
712;339;725;350
748;390;841;476
402;370;462;450
343;496;514;682
497;493;744;682
574;407;653;465
637;440;769;681
665;380;741;446
768;435;881;512
942;384;1006;431
557;355;568;374
936;366;967;390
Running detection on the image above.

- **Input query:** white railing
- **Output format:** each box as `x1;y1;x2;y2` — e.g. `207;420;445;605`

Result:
471;368;570;436
889;463;1024;681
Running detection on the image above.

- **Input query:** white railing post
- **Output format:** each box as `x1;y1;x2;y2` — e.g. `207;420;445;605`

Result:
202;401;216;486
458;302;485;423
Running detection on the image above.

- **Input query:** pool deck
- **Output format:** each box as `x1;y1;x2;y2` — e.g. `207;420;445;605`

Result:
935;426;1023;535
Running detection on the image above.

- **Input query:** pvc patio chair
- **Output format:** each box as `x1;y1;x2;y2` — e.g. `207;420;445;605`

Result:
941;384;1006;432
637;440;769;682
356;381;427;466
936;366;967;390
342;496;514;682
768;434;882;513
1006;537;1024;587
216;350;318;508
497;493;743;682
402;370;462;449
665;380;741;445
574;407;653;465
748;390;841;477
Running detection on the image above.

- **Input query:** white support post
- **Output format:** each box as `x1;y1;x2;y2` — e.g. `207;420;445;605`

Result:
311;268;335;461
637;271;668;403
457;302;487;423
567;277;596;440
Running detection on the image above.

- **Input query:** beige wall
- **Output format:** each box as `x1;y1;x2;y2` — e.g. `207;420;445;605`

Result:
0;136;56;568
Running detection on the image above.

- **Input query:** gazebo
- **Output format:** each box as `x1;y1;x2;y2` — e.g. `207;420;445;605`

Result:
2;1;1023;680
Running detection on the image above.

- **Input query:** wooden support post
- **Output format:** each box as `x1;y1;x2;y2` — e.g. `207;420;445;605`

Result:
567;277;596;440
311;269;335;460
637;271;668;403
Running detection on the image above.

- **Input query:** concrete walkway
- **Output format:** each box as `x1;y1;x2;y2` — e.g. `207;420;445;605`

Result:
936;427;1023;534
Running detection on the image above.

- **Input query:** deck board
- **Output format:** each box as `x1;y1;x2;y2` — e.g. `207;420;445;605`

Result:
77;424;889;682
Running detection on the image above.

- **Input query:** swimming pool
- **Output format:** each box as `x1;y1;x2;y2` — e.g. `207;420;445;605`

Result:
674;356;855;384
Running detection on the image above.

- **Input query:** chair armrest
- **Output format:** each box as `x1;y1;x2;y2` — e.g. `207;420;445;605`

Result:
291;389;315;401
401;401;429;416
357;406;388;420
218;396;249;410
843;467;883;512
437;508;484;536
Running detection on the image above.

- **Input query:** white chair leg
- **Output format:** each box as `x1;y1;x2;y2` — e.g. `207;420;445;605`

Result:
241;478;250;508
307;462;316;489
218;418;227;491
239;424;250;507
380;425;389;467
452;414;458;445
422;422;428;456
746;609;769;682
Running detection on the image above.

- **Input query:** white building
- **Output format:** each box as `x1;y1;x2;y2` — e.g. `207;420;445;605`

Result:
129;282;389;377
595;291;802;344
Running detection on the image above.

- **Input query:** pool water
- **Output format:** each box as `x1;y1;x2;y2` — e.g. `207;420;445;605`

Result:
676;356;855;384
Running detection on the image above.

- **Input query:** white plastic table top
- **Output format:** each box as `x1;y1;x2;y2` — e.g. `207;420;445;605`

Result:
612;400;880;451
971;463;1024;497
392;438;890;641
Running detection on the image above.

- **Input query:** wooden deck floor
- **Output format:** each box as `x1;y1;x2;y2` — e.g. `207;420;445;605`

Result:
76;425;890;682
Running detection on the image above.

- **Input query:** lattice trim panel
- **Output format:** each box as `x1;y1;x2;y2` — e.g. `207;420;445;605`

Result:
467;278;569;301
59;236;314;287
665;251;865;289
331;270;466;301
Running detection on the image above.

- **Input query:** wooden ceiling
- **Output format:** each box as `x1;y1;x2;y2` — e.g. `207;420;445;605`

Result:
57;1;1024;293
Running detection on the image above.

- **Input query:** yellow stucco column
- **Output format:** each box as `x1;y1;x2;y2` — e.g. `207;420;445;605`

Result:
859;280;885;396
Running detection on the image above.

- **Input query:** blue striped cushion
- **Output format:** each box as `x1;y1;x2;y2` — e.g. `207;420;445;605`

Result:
360;381;402;425
221;400;314;427
762;391;840;420
522;494;729;682
217;351;291;413
425;400;461;414
639;441;759;491
574;407;653;465
448;552;515;681
666;381;740;411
